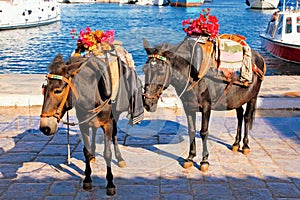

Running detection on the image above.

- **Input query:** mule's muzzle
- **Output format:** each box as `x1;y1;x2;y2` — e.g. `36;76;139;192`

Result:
143;95;158;112
40;117;58;136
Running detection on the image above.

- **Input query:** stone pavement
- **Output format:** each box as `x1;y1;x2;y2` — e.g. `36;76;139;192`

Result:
0;74;300;199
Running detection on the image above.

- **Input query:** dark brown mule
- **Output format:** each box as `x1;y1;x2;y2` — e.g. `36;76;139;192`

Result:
142;38;266;171
40;54;142;195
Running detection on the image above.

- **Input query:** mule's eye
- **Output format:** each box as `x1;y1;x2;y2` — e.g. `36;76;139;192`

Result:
53;89;62;95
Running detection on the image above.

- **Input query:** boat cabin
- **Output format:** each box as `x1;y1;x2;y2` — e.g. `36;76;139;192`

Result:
265;8;300;44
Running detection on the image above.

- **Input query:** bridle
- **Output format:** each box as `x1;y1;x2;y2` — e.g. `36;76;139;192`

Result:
143;54;171;100
40;73;79;122
40;62;111;125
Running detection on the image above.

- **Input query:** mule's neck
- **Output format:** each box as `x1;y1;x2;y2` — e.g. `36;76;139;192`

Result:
170;61;194;97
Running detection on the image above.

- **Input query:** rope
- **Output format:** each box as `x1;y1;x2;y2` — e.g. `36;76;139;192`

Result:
61;98;110;126
178;36;203;98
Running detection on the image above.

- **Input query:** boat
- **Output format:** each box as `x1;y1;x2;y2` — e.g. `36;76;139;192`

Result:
58;0;96;3
260;0;300;64
170;0;203;7
0;0;60;30
245;0;279;9
153;0;169;6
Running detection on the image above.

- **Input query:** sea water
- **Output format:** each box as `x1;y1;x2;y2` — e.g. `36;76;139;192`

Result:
0;0;299;75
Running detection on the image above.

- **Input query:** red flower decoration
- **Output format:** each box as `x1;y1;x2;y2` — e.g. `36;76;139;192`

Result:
182;8;219;40
70;26;115;51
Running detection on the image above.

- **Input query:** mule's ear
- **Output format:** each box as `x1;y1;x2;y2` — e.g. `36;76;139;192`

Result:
143;38;152;54
49;53;64;72
143;38;150;49
54;53;64;64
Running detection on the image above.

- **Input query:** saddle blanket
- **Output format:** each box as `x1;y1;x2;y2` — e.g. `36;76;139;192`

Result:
219;38;243;72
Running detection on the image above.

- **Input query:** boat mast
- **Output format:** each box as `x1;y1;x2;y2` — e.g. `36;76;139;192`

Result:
283;0;286;11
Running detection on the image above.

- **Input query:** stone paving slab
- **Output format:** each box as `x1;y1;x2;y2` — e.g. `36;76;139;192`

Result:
0;111;299;199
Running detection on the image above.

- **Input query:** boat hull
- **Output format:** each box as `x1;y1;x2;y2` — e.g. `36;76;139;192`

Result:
260;34;300;64
0;1;60;30
170;0;203;7
247;0;279;9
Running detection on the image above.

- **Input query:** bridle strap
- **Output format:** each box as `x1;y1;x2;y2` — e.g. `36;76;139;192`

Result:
47;74;79;99
144;54;171;99
41;62;112;125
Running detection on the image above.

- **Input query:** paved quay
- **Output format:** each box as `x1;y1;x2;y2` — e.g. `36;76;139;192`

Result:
0;74;299;199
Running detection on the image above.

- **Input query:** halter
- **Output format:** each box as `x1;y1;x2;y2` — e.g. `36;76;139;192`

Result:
40;63;111;125
40;73;79;122
143;54;171;99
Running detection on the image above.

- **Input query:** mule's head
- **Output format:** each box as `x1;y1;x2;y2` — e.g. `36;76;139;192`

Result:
40;54;78;136
142;39;172;112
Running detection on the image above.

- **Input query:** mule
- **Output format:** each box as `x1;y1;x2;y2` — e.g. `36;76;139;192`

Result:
40;53;143;195
142;38;266;171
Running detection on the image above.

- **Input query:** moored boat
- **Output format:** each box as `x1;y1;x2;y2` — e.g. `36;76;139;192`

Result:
245;0;279;9
260;1;300;64
0;0;60;30
170;0;203;7
153;0;169;6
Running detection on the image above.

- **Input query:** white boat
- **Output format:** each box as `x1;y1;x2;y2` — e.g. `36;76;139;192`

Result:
58;0;95;3
153;0;169;6
0;0;60;30
245;0;279;9
135;0;154;5
260;0;300;64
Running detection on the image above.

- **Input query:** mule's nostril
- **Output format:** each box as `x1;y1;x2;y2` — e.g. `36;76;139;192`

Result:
40;126;51;136
144;104;150;111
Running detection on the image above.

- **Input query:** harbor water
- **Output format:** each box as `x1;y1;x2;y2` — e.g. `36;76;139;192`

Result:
0;0;299;75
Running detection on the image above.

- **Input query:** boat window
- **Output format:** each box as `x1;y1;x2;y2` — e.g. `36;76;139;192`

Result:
276;15;283;36
285;17;292;34
297;16;300;33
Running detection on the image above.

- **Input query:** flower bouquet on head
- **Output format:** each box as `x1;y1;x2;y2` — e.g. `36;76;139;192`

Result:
182;8;219;40
70;26;115;57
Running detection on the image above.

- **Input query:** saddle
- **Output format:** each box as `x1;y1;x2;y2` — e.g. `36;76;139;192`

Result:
190;34;259;87
72;40;135;101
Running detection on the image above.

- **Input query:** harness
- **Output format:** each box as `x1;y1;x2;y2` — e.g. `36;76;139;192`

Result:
143;54;171;100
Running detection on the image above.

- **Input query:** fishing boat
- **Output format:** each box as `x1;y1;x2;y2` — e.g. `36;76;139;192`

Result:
245;0;280;9
170;0;203;7
260;0;300;64
0;0;60;30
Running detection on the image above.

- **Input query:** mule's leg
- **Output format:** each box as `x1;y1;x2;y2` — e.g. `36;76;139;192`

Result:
112;119;126;168
199;106;211;172
81;126;95;162
242;98;257;155
232;106;244;152
83;146;93;190
103;123;116;196
183;112;197;169
90;127;96;162
80;124;94;190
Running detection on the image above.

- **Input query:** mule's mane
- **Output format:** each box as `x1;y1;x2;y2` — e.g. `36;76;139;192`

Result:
48;53;84;75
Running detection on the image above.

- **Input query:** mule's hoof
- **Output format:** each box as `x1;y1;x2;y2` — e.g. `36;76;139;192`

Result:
90;156;96;163
183;161;193;169
200;162;209;172
83;182;92;190
118;160;126;168
232;145;239;152
243;148;250;155
106;187;116;196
